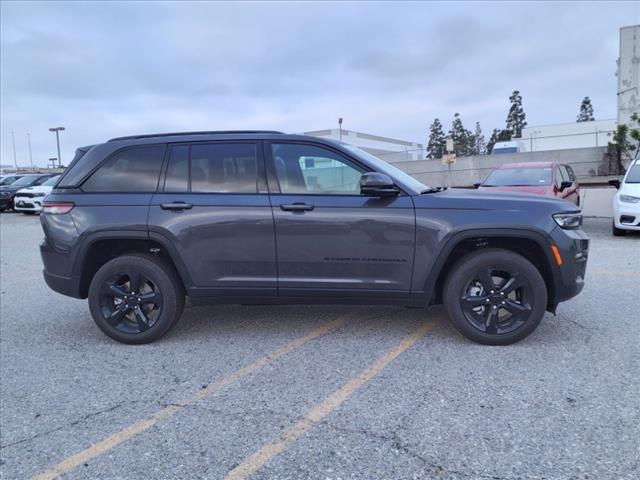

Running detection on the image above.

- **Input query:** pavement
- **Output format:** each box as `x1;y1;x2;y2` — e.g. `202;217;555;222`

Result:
0;212;639;480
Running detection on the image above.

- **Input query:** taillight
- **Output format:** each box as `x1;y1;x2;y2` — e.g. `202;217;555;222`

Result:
42;201;74;214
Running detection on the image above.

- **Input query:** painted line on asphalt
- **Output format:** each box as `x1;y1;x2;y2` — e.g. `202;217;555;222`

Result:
31;314;351;480
224;320;436;480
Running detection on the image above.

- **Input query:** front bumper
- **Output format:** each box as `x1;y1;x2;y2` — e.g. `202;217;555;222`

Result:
613;197;640;231
14;196;44;212
550;226;589;305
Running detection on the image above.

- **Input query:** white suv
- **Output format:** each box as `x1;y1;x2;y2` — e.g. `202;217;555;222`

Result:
13;175;60;214
610;160;640;236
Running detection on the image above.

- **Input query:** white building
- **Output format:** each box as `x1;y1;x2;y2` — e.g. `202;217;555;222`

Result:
517;119;617;152
302;128;424;162
617;25;640;126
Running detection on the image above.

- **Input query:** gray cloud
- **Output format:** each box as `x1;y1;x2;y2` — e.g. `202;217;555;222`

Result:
1;0;638;166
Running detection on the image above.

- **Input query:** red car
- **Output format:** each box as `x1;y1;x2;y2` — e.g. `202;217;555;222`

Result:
477;162;580;205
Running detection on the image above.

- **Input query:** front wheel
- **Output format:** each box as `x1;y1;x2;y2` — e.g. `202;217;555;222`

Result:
443;249;547;345
88;254;185;344
612;222;626;237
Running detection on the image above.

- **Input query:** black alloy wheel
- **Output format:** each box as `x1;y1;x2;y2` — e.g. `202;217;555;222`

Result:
444;249;547;345
99;271;163;334
88;254;184;344
459;267;533;335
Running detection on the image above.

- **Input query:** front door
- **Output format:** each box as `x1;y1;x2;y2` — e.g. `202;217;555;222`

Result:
148;141;277;296
267;142;415;297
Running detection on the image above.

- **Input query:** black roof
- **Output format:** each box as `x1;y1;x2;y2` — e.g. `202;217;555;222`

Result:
108;131;284;142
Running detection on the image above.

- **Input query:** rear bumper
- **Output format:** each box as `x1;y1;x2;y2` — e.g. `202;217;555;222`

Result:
43;270;83;299
40;238;85;299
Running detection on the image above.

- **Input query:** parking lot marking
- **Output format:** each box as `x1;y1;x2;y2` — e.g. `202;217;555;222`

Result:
31;314;350;480
224;320;435;480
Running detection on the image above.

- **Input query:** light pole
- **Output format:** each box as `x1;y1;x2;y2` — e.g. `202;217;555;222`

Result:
49;127;65;167
11;131;18;169
27;133;33;169
338;117;343;141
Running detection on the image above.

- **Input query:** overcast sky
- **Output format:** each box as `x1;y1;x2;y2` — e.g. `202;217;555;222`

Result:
1;1;639;166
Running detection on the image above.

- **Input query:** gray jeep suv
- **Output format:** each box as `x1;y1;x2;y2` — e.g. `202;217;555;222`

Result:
40;131;588;345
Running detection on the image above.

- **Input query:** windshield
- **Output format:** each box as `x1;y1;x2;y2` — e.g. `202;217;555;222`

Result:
483;167;552;186
11;176;38;187
625;162;640;183
42;175;60;186
341;144;429;193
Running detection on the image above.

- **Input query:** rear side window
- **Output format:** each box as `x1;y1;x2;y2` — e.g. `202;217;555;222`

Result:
190;143;257;193
82;145;165;192
164;145;189;192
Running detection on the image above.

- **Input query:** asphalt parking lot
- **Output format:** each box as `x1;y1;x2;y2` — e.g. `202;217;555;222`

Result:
1;212;639;480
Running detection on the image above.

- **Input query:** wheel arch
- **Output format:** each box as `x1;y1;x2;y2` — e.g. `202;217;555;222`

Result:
74;230;193;298
424;228;559;312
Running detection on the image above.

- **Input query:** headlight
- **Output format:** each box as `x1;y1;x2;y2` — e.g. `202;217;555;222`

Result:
0;191;11;197
553;212;583;229
34;192;46;197
620;194;640;204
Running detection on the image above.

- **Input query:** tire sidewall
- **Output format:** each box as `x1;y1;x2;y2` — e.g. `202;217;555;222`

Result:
444;249;548;345
88;255;183;344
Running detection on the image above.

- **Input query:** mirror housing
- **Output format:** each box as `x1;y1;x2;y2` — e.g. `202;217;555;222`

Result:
560;180;572;191
360;172;400;197
608;179;621;190
473;182;481;189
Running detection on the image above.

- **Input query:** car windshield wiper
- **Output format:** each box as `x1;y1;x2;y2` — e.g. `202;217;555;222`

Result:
421;186;446;194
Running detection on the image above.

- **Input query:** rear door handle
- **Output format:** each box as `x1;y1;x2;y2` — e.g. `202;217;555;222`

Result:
161;202;193;211
280;203;314;212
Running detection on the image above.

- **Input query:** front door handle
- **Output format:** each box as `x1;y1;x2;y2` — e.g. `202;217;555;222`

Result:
280;203;314;212
161;202;193;211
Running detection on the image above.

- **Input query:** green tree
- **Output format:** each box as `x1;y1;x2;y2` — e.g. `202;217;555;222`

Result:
474;121;485;155
449;113;474;156
576;96;595;122
426;118;446;159
604;113;640;174
506;90;527;138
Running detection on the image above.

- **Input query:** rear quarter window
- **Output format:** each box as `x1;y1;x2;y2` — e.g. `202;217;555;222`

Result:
82;145;166;192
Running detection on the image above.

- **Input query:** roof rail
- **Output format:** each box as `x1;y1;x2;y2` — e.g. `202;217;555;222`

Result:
107;130;285;142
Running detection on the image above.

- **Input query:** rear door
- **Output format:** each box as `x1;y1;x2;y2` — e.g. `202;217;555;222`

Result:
148;141;277;297
266;141;415;298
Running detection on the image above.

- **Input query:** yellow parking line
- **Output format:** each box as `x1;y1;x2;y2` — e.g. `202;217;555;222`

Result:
31;314;350;480
225;320;435;480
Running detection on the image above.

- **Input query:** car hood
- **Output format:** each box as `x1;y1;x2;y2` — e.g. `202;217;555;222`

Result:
413;187;577;213
620;182;640;197
16;185;53;195
478;185;553;195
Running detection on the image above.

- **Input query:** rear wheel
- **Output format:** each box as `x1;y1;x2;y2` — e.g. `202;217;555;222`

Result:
612;222;626;236
443;249;547;345
88;255;184;344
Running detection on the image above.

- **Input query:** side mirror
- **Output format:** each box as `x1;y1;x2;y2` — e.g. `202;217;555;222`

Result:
473;182;481;189
360;172;400;197
608;179;621;190
560;181;572;191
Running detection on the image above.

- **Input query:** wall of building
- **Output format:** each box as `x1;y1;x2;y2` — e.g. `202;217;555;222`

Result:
303;128;424;161
392;147;607;187
518;119;616;152
618;25;640;126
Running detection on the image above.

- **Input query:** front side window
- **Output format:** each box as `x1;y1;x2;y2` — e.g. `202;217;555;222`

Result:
625;162;640;183
190;143;257;193
272;143;364;194
82;145;165;192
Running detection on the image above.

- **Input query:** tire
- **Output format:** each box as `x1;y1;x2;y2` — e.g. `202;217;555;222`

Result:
88;254;185;344
22;211;36;215
612;222;626;237
443;248;547;345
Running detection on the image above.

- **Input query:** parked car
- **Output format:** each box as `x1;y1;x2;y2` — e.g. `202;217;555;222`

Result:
609;159;640;236
40;131;588;345
477;162;580;205
13;175;60;214
0;174;24;186
0;174;56;212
